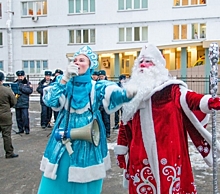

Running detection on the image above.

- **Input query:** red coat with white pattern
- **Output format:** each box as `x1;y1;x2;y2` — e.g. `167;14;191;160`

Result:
115;83;220;194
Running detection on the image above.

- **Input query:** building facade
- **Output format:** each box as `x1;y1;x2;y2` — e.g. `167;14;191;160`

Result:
0;0;220;79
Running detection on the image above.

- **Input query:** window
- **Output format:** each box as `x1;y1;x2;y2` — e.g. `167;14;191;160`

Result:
23;60;48;74
22;1;47;16
192;23;206;39
173;0;206;6
69;0;95;14
118;0;148;10
0;61;3;71
23;31;48;45
0;32;2;46
173;24;187;40
119;26;148;42
199;23;206;38
0;3;2;17
69;29;95;44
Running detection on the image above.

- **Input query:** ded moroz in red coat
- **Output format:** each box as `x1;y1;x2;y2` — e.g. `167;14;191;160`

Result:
114;79;220;194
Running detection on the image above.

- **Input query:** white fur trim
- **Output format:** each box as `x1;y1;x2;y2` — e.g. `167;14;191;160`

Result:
39;155;48;172
40;152;110;182
68;162;106;183
102;85;123;114
40;156;58;180
122;154;129;189
114;145;128;155
179;86;220;167
142;79;187;102
122;79;187;124
140;99;161;194
122;169;129;189
200;114;210;126
52;94;66;112
203;148;213;167
43;85;53;95
200;95;212;114
104;152;111;171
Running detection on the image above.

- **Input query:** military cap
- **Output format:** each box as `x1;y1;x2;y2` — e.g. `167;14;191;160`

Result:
92;71;99;76
98;70;106;76
45;71;52;76
52;69;63;76
16;70;25;76
119;74;126;81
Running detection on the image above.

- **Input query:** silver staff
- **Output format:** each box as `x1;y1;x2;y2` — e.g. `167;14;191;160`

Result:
209;42;219;194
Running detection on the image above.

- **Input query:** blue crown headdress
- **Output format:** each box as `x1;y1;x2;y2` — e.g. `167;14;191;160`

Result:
73;46;98;70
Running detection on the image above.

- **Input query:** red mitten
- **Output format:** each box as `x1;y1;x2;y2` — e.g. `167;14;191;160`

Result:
208;97;220;110
116;155;126;169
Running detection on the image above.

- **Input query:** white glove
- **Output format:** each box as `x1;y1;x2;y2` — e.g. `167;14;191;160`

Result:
62;62;79;82
125;86;137;98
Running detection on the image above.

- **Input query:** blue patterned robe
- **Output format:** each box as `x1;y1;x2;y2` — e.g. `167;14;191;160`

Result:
38;76;131;194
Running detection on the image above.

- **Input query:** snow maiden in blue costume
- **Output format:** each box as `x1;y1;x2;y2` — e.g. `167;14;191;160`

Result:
37;46;137;194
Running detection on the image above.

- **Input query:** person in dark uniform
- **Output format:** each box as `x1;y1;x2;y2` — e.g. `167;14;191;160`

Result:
98;70;111;138
14;70;33;134
0;72;19;158
92;71;99;81
51;69;63;122
37;71;53;129
113;74;126;129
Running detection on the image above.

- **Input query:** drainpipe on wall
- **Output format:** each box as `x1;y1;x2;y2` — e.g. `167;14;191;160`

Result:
6;0;15;82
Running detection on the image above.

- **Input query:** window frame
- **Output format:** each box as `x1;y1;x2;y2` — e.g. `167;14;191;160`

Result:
0;3;2;17
191;23;206;39
173;0;206;7
173;23;206;41
21;1;47;17
22;30;48;46
0;61;3;71
68;0;96;14
173;24;187;40
69;28;96;44
118;0;148;11
22;60;48;74
118;26;148;42
0;32;3;46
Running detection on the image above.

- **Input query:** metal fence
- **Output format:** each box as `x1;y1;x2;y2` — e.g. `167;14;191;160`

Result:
27;75;44;94
27;75;215;95
178;76;210;95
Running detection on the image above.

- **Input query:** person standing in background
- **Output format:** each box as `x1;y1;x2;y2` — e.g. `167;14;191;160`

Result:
52;69;63;82
201;30;206;38
92;71;99;81
98;70;108;80
98;70;111;138
113;74;126;130
14;70;33;135
51;69;63;122
37;71;53;129
194;31;198;39
0;72;18;158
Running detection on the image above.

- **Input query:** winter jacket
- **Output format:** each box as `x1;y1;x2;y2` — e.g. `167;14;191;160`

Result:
14;78;33;108
0;84;17;125
36;78;53;105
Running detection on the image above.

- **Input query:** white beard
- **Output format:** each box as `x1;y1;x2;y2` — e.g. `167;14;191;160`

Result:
122;65;170;124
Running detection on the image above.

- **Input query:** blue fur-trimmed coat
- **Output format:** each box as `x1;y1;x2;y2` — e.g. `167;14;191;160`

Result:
39;76;131;183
